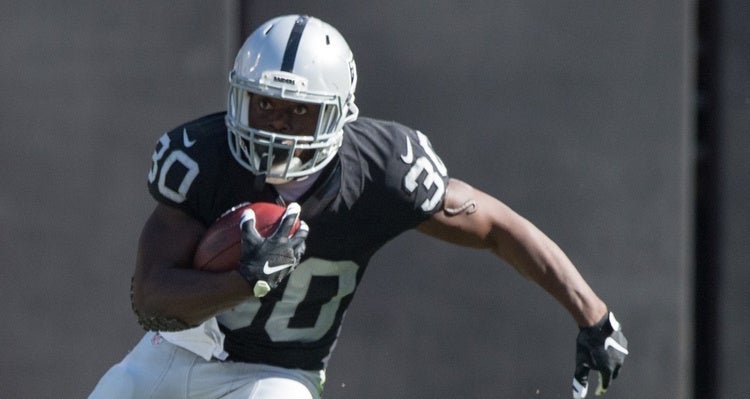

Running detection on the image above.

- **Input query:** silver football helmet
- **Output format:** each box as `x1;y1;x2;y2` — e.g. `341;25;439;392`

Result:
226;15;359;184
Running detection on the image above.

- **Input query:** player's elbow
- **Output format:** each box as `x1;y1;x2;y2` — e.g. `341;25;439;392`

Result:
130;275;149;315
129;274;160;321
130;276;195;331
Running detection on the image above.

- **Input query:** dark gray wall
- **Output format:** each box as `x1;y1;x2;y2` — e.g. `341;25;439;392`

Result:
3;1;745;399
1;2;230;398
716;1;750;398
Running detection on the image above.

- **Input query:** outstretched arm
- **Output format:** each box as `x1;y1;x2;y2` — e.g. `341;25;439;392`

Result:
417;178;628;398
417;178;607;326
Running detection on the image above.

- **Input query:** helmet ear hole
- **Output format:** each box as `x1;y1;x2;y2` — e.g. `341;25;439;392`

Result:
226;15;358;183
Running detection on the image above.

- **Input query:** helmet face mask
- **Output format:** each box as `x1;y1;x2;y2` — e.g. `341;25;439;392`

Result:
226;15;358;183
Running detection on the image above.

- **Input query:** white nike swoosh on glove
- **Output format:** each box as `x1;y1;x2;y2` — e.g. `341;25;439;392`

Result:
262;261;296;274
604;337;629;354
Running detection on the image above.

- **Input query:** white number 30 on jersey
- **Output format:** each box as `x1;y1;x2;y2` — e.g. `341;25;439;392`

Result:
148;132;200;204
402;131;448;212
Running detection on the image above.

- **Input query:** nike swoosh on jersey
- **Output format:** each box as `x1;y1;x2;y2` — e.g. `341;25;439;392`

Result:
604;337;629;354
401;136;414;164
263;260;296;275
183;128;196;148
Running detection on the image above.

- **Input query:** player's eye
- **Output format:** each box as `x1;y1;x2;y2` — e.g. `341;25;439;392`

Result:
293;105;308;115
257;99;272;111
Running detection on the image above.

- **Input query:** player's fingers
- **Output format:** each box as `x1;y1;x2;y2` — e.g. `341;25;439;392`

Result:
274;202;301;238
240;209;263;244
595;370;612;396
612;364;621;380
290;221;309;261
574;362;590;383
573;364;590;399
572;378;589;399
291;221;309;243
240;209;257;232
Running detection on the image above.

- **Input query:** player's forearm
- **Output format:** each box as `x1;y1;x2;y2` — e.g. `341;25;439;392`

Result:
132;267;251;327
131;204;256;328
493;216;607;327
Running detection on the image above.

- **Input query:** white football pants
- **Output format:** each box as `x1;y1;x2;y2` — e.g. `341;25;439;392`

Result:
88;332;322;399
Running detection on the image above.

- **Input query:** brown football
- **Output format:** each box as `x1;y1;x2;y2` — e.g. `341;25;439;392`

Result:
192;202;300;272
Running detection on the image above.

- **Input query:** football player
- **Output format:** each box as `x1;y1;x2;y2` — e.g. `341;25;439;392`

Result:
89;14;628;399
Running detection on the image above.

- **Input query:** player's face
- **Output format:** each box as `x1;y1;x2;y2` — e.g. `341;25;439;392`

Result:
247;94;321;136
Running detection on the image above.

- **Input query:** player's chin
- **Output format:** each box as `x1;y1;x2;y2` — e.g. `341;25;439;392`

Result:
270;158;300;174
264;159;300;185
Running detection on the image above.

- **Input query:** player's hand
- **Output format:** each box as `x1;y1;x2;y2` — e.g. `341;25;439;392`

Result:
572;311;629;398
238;202;308;298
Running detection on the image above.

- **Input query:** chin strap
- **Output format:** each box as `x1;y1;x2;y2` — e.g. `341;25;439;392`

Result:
253;173;267;192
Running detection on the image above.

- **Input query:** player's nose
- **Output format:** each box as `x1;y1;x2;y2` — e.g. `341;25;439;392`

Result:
267;113;291;133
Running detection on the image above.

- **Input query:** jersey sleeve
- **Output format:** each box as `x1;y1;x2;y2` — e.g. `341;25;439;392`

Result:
146;129;203;220
345;119;450;228
145;114;230;225
385;124;450;217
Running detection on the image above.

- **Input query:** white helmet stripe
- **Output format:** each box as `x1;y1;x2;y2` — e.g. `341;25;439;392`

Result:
281;15;309;72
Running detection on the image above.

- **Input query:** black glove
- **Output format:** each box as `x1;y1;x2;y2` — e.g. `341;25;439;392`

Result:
572;311;629;398
238;202;308;298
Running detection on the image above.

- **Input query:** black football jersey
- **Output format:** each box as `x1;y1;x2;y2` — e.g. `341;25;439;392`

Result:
146;112;450;370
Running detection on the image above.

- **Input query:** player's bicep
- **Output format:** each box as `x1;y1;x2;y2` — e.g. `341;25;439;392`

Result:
417;178;517;250
131;204;206;316
135;204;206;278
